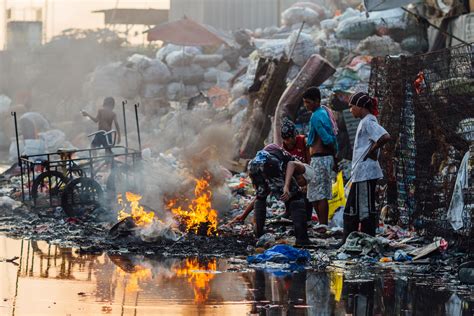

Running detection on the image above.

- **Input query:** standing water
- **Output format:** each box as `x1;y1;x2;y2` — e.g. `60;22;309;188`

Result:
0;235;472;315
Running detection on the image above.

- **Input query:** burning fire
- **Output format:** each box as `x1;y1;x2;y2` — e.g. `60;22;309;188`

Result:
167;177;218;236
117;192;155;227
174;258;217;304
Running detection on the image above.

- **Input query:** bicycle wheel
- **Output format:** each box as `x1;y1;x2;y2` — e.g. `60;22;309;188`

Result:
31;171;68;208
61;177;104;218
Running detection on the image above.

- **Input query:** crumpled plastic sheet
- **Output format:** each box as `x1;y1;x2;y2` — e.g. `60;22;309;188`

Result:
0;196;22;210
339;231;384;256
447;151;470;231
247;244;311;264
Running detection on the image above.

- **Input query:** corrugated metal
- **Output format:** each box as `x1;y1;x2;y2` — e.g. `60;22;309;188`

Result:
170;0;305;31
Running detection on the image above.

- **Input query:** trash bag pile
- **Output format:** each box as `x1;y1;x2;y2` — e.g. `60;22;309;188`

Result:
84;36;253;102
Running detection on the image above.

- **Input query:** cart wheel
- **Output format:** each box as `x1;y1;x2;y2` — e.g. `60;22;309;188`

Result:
61;177;103;218
31;171;68;208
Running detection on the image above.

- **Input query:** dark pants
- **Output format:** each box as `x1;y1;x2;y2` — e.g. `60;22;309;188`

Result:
92;133;113;149
343;179;378;241
283;197;312;221
255;195;309;243
305;197;313;221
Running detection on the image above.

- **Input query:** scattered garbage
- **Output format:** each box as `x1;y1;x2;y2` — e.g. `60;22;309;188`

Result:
247;245;311;264
339;232;384;256
410;238;448;261
336;252;350;260
393;250;412;262
0;196;21;210
256;233;276;248
458;261;474;284
0;5;471;302
139;220;183;242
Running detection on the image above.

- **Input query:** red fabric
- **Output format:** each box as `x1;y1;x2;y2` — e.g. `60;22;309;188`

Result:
284;135;308;163
370;97;379;116
147;16;226;46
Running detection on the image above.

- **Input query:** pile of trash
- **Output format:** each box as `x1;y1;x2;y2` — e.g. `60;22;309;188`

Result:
227;5;430;141
85;40;250;102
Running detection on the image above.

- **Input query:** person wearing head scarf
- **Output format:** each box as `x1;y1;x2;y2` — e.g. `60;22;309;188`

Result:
343;92;391;241
281;119;310;164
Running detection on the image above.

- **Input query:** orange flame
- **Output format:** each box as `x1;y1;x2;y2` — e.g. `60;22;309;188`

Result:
174;258;217;304
167;177;218;236
117;192;155;227
116;265;152;293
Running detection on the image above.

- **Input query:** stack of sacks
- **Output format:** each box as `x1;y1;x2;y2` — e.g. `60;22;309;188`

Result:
155;44;235;101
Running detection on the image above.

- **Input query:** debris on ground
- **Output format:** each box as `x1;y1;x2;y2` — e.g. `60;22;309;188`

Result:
247;244;311;264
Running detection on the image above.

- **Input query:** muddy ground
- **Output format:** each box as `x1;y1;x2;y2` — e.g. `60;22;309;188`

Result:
0;205;255;257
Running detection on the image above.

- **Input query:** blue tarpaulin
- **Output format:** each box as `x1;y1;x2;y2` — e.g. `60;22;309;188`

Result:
247;245;311;264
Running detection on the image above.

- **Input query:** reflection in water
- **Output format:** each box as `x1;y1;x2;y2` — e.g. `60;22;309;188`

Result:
174;258;217;304
0;235;472;315
112;255;218;304
116;264;153;293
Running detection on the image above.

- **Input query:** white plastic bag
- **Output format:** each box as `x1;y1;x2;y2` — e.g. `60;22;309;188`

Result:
285;31;318;66
355;35;402;56
282;6;321;26
254;39;287;59
142;59;171;84
204;68;233;83
86;62;142;98
193;54;223;68
166;50;194;67
23;139;46;156
156;44;202;61
127;54;152;70
38;129;66;152
336;17;376;40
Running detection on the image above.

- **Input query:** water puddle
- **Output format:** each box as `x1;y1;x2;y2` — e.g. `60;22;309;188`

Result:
1;235;472;315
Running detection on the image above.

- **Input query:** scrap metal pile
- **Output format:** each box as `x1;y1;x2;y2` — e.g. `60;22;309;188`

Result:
370;43;474;246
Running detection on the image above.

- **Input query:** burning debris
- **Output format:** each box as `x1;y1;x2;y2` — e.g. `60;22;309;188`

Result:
118;192;155;226
111;175;220;242
166;177;218;237
112;192;182;242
